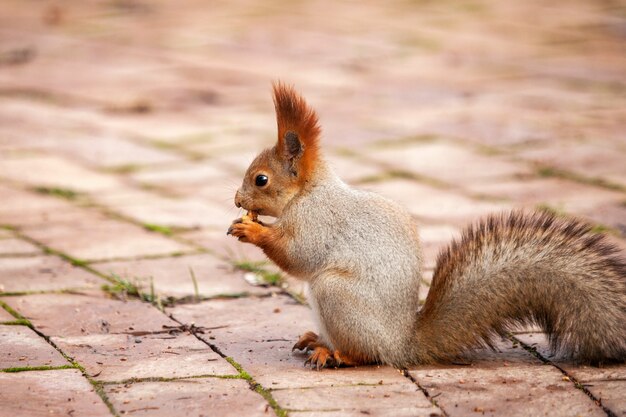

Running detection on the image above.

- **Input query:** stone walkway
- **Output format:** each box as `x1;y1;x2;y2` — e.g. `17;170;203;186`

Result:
0;1;625;416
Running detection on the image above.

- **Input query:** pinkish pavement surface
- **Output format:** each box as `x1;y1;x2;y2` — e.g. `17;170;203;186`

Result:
0;1;625;416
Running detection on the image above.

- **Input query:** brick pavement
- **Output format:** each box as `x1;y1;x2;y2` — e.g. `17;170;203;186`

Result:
0;0;624;416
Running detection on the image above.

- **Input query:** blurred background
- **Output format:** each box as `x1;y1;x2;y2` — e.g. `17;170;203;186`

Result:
0;0;624;262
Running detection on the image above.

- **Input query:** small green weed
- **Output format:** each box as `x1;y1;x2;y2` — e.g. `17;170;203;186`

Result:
101;274;159;305
189;266;200;302
142;223;174;236
2;364;76;373
232;260;284;287
33;186;81;200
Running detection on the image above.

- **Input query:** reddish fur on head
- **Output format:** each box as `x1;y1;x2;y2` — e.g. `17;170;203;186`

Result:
234;82;323;218
273;82;321;183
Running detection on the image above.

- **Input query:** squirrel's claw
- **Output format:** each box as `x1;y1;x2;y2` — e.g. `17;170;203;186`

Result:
226;217;245;236
294;332;338;369
292;331;319;351
227;218;266;244
305;346;334;370
227;218;244;236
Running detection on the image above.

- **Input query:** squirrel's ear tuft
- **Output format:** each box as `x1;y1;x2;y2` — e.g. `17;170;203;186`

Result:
272;82;321;180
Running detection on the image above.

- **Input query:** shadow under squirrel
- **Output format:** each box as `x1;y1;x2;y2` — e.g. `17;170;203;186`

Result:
228;82;626;369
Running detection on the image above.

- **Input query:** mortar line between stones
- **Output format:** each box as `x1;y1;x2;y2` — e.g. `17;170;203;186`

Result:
30;229;293;417
511;335;618;417
86;250;209;265
164;312;288;417
6;227;407;417
401;369;449;417
3;209;484;417
345;135;626;195
0;299;120;417
1;364;77;373
336;145;626;241
0;253;42;259
6;229;118;284
98;373;242;386
0;288;94;297
84;250;207;265
6;180;213;254
1;227;272;307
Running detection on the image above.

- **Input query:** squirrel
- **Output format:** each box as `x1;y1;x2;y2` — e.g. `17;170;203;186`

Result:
227;82;626;369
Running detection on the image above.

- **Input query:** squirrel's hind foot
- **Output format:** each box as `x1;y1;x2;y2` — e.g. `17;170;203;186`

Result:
304;346;335;370
293;332;365;370
293;331;335;370
303;347;364;370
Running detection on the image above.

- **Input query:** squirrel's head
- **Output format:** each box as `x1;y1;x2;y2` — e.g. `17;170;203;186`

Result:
234;82;321;218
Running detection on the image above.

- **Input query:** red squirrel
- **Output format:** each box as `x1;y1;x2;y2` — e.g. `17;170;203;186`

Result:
228;82;626;369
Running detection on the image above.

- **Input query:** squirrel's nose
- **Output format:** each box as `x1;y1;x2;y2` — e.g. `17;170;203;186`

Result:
234;191;242;208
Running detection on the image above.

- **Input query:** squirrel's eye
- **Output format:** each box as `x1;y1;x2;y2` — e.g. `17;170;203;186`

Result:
255;174;268;187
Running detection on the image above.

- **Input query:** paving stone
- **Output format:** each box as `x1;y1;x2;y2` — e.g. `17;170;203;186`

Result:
467;177;625;215
584;380;626;417
184;130;272;161
95;253;271;299
367;142;532;186
409;364;604;417
273;384;436;415
0;104;185;167
172;109;274;154
0;256;100;293
326;154;385;184
179;228;268;263
129;161;235;189
0;184;81;227
420;103;555;148
291;410;439;417
0;154;123;193
0;35;188;109
168;295;415;390
53;333;233;382
583;203;626;238
213;149;267;176
105;114;219;145
93;188;232;230
106;378;269;417
515;332;626;380
519;142;626;188
20;209;191;262
0;293;175;337
515;332;626;416
0;308;15;322
0;369;111;417
0;325;68;369
363;179;509;225
51;135;184;168
0;238;41;256
408;336;610;416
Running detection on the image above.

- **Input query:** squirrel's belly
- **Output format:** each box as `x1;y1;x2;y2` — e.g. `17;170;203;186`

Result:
304;283;334;350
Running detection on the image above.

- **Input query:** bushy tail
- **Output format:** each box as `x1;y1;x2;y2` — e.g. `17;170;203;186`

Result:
415;211;626;364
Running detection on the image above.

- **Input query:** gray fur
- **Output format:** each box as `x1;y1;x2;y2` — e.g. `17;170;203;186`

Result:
272;160;626;366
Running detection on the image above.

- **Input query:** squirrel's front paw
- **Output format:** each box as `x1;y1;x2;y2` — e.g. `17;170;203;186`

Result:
227;218;266;244
293;331;320;351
